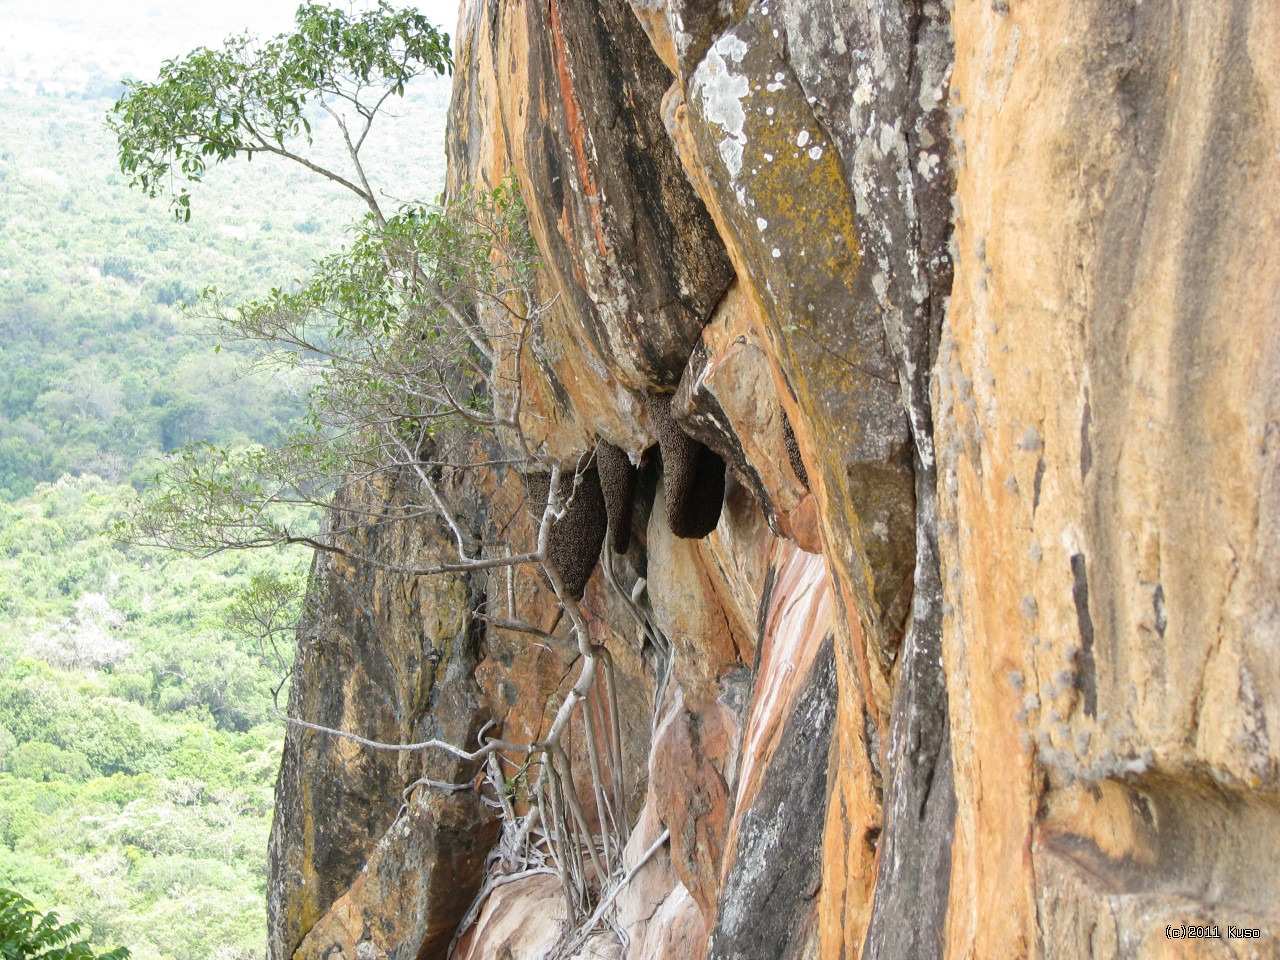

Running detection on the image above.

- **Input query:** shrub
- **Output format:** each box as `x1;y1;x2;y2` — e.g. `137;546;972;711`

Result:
0;887;130;958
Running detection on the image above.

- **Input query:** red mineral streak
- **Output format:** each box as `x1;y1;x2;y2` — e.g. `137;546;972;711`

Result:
547;0;610;261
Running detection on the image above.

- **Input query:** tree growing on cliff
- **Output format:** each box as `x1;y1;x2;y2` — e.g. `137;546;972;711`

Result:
112;4;649;945
109;1;451;224
122;179;541;563
111;1;536;563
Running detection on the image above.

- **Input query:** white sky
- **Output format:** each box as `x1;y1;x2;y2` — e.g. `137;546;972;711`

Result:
0;0;460;89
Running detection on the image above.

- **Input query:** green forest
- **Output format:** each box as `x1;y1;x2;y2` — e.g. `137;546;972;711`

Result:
0;2;452;956
0;476;300;959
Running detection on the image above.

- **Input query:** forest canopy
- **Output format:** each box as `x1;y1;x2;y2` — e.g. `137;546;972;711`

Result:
0;3;452;958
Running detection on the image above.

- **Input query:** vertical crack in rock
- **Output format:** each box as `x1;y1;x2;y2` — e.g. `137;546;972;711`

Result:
1070;553;1098;718
1080;396;1093;480
1033;457;1046;515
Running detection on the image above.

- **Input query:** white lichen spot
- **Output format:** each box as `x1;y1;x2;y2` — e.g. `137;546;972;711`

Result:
917;152;941;180
766;106;774;116
808;145;822;160
764;152;774;162
879;120;904;158
693;35;752;179
756;217;768;231
796;130;810;147
718;139;744;176
771;248;781;258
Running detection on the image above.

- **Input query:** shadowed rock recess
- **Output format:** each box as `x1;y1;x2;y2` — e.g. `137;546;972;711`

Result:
268;2;1280;959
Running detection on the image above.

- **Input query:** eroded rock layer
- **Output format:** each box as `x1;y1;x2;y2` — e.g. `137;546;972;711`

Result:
268;2;1280;959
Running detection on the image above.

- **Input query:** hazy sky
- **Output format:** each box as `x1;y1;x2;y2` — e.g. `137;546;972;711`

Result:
0;0;460;89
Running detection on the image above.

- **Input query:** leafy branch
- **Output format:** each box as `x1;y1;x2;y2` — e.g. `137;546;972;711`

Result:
0;889;130;960
108;2;451;221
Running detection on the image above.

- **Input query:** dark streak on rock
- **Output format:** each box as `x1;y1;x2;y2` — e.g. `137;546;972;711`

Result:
755;562;779;667
1081;396;1093;480
706;636;837;960
1070;553;1099;717
782;407;810;490
1153;583;1167;637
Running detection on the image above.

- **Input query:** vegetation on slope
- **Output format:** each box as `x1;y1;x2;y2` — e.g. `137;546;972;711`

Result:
0;3;451;956
0;56;449;499
0;475;302;960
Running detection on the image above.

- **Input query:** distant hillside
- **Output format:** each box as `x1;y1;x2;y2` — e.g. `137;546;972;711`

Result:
0;4;453;957
0;4;450;497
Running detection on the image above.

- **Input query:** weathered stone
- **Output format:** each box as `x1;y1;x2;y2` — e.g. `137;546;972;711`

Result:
940;2;1280;955
672;281;819;551
268;473;491;960
451;873;571;960
661;13;958;957
662;8;919;704
707;634;836;960
625;0;751;82
448;0;734;400
649;691;735;921
611;801;708;959
642;479;758;918
293;789;498;960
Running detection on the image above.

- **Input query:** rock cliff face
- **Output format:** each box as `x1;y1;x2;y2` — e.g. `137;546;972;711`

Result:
268;2;1280;958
